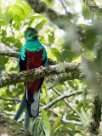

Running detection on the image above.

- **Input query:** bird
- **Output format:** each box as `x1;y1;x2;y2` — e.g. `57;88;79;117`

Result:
14;27;48;128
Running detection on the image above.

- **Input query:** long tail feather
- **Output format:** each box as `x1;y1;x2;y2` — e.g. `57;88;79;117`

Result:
26;90;40;118
31;90;40;118
14;92;26;120
14;91;31;130
24;108;31;130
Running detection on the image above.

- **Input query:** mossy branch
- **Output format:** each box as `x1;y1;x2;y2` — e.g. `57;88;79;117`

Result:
0;42;84;88
0;62;82;88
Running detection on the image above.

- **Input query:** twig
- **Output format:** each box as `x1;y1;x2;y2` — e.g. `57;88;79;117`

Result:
52;88;82;117
0;50;19;58
49;109;82;125
42;90;84;110
60;0;69;15
0;42;19;58
64;99;80;116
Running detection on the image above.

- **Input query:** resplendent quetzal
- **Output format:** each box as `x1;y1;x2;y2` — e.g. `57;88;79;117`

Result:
14;27;48;126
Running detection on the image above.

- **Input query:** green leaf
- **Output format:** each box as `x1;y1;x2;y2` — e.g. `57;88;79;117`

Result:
61;49;78;62
84;28;96;49
48;31;55;43
82;3;91;19
52;118;61;133
0;56;8;71
6;36;15;43
0;19;6;26
13;15;21;25
14;39;22;48
35;20;47;31
40;95;48;104
41;110;52;136
16;0;31;17
32;117;45;136
53;124;64;135
27;16;37;25
51;48;61;61
5;4;26;23
42;0;54;7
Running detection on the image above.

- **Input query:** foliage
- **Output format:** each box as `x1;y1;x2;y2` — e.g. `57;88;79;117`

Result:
0;0;102;136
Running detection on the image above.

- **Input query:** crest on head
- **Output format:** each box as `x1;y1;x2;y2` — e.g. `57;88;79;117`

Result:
24;27;38;41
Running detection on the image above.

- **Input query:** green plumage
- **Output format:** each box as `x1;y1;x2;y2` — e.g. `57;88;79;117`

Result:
20;40;44;60
20;27;48;64
24;27;37;42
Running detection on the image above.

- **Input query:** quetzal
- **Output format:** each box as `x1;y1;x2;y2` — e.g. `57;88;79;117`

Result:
14;27;48;127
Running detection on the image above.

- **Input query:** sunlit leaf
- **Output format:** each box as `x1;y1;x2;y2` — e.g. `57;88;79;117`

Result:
41;110;52;136
48;31;55;44
35;20;47;31
51;48;61;61
82;3;92;19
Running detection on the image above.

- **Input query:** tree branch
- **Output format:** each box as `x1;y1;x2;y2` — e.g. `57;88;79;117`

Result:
0;50;19;58
27;0;73;29
0;42;19;58
47;71;84;89
42;90;84;110
0;62;80;88
0;43;84;88
49;109;82;125
52;88;81;116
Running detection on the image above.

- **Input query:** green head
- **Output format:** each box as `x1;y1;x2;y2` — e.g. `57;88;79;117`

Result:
24;27;38;42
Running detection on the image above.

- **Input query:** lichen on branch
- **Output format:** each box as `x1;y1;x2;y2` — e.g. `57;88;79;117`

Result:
0;62;81;88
